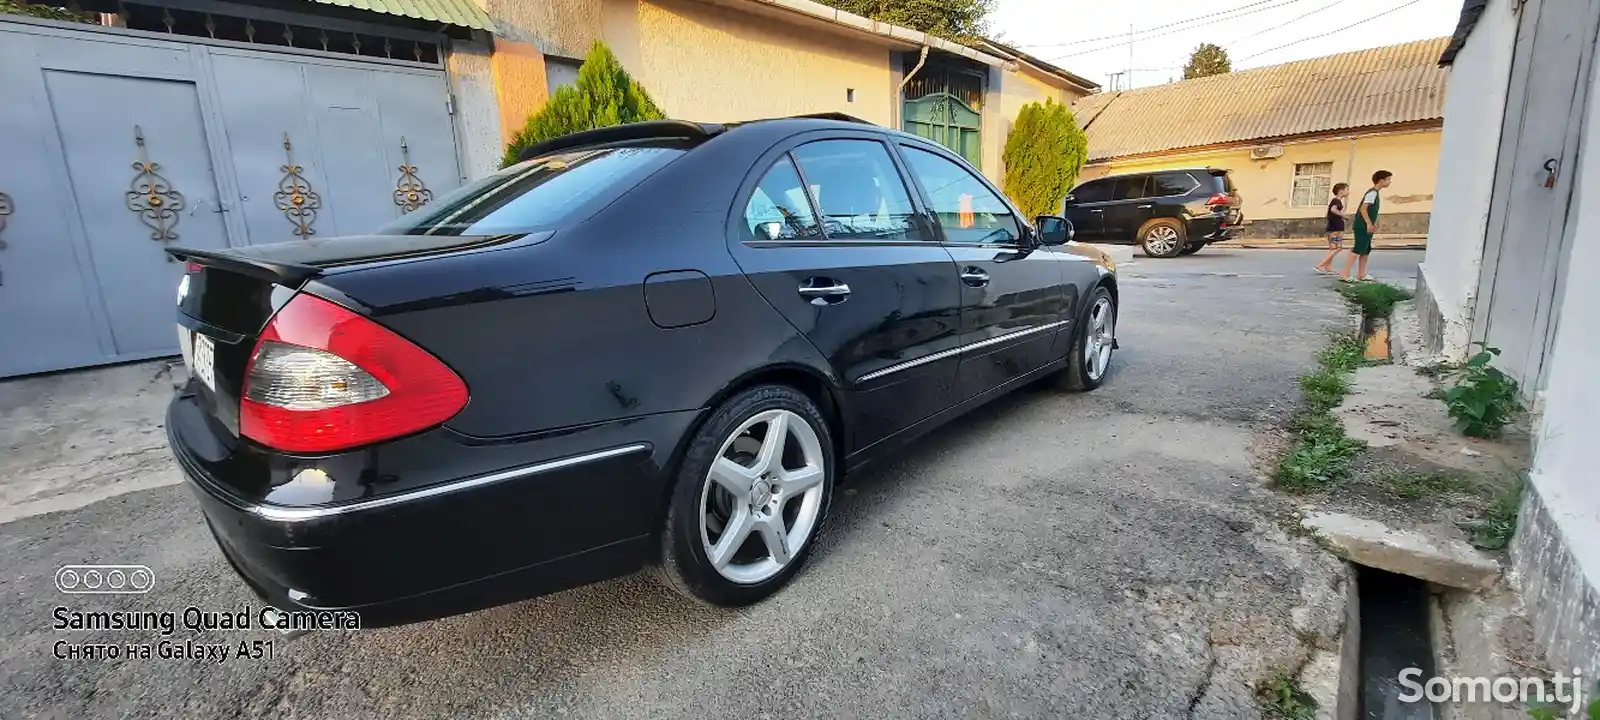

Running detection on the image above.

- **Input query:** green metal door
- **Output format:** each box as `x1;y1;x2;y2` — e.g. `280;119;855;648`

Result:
902;93;982;167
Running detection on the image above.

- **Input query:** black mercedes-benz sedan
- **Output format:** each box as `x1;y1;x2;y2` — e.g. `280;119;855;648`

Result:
165;114;1119;626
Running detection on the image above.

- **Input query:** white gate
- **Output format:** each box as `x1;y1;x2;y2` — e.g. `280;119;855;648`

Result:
0;17;463;378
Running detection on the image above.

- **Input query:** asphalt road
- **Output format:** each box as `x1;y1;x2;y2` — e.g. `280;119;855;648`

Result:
0;249;1422;719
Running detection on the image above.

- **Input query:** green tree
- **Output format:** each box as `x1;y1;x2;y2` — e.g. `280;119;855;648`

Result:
501;42;665;167
816;0;993;40
1;0;95;22
1183;43;1232;79
1001;99;1087;219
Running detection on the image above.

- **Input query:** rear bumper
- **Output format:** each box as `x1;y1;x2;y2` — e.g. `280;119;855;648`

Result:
1193;215;1240;242
167;398;698;627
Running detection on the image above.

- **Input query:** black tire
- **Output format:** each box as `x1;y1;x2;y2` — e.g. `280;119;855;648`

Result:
1138;219;1187;258
657;384;836;607
1051;285;1117;392
1179;243;1203;255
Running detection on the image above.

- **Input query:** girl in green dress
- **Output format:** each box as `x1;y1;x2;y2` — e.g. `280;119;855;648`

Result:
1341;170;1393;282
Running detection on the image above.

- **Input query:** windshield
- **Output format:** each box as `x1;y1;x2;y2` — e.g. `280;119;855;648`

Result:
375;143;689;236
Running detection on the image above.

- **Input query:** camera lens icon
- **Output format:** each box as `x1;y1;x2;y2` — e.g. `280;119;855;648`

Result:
57;565;154;594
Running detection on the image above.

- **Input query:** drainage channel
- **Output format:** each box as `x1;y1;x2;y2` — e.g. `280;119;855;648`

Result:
1357;565;1437;719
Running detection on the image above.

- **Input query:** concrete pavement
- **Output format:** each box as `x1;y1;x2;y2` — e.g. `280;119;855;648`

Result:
0;249;1423;719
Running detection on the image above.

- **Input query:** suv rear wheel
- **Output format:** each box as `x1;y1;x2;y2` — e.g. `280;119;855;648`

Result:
1139;219;1187;258
658;384;835;607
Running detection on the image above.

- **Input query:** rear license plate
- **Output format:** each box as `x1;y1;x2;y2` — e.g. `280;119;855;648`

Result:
192;333;216;392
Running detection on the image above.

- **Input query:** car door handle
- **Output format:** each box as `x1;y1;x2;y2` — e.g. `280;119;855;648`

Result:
798;278;850;305
1090;209;1104;213
960;267;990;287
1137;204;1153;209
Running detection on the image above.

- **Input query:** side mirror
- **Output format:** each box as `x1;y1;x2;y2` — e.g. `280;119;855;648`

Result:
1063;194;1077;208
1036;215;1072;246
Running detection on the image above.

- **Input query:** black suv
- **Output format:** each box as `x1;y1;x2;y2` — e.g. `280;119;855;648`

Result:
1063;168;1242;258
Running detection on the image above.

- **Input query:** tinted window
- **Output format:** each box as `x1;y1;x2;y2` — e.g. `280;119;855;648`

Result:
1151;173;1198;197
1112;176;1149;201
901;145;1021;245
743;157;823;240
791;140;925;241
376;145;685;236
1072;179;1112;204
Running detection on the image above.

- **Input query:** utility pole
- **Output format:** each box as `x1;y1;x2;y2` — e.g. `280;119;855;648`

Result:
1128;23;1135;89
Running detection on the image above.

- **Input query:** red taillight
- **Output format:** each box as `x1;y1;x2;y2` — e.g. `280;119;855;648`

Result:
240;294;468;453
185;261;203;273
1205;193;1231;207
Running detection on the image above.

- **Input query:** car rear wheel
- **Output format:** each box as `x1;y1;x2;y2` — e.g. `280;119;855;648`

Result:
1139;219;1187;258
1052;286;1116;391
658;384;835;607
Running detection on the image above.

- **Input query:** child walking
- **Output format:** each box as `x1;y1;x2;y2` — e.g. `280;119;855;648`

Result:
1340;170;1393;282
1313;183;1350;274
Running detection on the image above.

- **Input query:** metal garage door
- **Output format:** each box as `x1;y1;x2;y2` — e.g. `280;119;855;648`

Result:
0;18;462;378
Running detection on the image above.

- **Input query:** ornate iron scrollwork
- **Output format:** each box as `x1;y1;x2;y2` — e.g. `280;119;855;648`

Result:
0;192;12;251
274;133;321;238
125;125;186;243
392;137;432;213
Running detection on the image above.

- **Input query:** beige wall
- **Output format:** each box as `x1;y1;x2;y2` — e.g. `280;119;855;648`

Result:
602;0;893;125
1081;128;1442;222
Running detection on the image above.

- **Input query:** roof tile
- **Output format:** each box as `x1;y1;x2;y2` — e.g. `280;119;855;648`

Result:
1074;37;1450;161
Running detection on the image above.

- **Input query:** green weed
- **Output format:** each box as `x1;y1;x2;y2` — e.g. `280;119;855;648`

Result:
1373;470;1479;501
1275;335;1368;492
1259;670;1317;720
1336;281;1414;317
1439;345;1524;438
1461;474;1525;551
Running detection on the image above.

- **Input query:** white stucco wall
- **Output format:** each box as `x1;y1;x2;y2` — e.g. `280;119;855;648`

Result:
1515;30;1600;676
1419;0;1520;359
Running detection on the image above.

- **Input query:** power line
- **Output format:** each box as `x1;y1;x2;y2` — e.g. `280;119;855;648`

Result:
1018;0;1283;49
1229;0;1350;46
1044;0;1310;62
1236;0;1425;62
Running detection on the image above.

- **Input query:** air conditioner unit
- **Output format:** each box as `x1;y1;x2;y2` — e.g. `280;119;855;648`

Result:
1250;145;1284;160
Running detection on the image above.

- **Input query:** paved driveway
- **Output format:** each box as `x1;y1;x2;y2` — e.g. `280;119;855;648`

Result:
0;249;1421;719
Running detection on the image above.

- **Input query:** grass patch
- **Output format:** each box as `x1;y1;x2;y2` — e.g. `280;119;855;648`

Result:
1461;474;1525;551
1259;670;1317;720
1371;470;1479;501
1336;281;1414;317
1275;335;1368;492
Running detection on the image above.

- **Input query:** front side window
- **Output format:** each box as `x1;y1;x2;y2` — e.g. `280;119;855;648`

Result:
900;145;1020;244
1291;162;1334;208
1072;179;1113;204
376;144;687;236
743;157;823;240
790;140;924;241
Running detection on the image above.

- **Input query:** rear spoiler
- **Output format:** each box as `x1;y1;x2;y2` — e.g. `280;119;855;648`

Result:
517;120;725;162
165;246;322;286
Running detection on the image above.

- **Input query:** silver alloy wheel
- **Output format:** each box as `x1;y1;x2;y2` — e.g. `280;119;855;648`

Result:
1146;225;1180;255
1084;295;1116;381
699;409;826;584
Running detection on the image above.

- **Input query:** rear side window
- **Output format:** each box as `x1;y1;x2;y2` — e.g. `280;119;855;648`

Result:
1151;173;1198;197
743;157;823;240
900;145;1020;244
1205;171;1236;193
1072;179;1113;203
1112;176;1149;201
375;144;686;236
791;140;925;241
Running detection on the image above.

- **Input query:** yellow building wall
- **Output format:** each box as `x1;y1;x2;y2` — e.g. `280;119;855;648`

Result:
1082;128;1441;224
602;0;893;125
